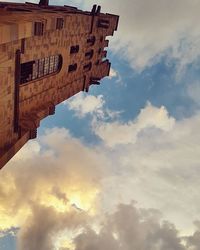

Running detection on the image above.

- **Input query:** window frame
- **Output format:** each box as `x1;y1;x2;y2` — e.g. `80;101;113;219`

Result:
20;55;62;84
34;22;44;36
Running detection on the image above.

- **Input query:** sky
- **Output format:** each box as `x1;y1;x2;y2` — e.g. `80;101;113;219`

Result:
1;0;200;249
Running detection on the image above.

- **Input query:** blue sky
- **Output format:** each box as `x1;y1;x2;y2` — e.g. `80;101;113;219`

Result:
1;0;200;250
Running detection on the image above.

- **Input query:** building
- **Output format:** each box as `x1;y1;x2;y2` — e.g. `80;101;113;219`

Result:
0;0;119;169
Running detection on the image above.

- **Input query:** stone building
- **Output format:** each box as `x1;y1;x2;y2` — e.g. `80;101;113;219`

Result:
0;0;119;169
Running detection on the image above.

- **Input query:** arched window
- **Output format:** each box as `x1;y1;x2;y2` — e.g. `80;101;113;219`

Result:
20;54;62;84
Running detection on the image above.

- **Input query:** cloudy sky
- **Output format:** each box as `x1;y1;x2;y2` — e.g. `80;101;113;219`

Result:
1;0;200;249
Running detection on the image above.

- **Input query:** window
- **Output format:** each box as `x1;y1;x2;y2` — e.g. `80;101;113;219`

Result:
83;62;92;72
68;63;77;72
21;55;62;84
49;56;55;74
34;22;44;36
87;36;96;46
56;18;64;30
38;58;45;78
97;19;110;29
70;45;79;54
100;36;104;42
21;61;34;83
85;50;94;59
98;48;102;54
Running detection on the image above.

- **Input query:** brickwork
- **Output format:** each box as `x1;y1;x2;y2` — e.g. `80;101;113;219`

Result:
0;1;119;169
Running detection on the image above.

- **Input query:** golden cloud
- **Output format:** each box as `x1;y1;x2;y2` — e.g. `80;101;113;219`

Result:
0;128;107;249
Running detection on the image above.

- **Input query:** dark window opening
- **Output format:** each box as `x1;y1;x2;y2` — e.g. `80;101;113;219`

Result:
34;22;44;36
100;36;104;42
97;19;110;29
85;49;94;59
56;18;64;29
83;62;92;72
98;48;102;54
20;55;62;84
87;36;96;46
21;61;34;84
70;45;79;54
68;63;77;72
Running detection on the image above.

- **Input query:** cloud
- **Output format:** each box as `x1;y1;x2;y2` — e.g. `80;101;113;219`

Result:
1;103;200;249
66;93;122;121
93;102;175;147
51;186;69;205
66;93;105;118
0;228;18;238
18;203;87;250
0;128;107;249
73;203;198;250
108;68;118;79
89;102;200;233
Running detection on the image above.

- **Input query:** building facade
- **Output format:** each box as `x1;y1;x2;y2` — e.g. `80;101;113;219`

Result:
0;0;119;169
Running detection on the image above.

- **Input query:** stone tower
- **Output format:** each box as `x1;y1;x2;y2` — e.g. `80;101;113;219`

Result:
0;1;119;169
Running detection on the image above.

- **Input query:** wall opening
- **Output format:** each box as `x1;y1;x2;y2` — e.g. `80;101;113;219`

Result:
83;62;92;72
20;54;62;84
34;22;44;36
87;36;96;46
85;49;94;59
97;19;109;29
68;63;77;72
56;18;64;29
70;45;79;54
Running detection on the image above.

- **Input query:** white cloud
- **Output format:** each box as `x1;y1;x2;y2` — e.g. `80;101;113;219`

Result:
66;93;122;121
66;93;105;118
108;68;118;79
93;102;175;147
1;106;200;247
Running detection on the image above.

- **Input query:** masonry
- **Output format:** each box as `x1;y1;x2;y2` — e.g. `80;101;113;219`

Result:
0;0;119;169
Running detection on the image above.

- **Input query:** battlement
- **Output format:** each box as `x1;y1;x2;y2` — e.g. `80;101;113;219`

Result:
0;1;119;169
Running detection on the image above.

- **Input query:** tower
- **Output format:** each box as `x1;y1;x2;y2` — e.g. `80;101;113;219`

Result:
0;1;119;169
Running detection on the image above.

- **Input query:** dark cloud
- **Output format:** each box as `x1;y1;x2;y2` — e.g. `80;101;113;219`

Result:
73;203;189;250
17;203;87;250
51;186;69;204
